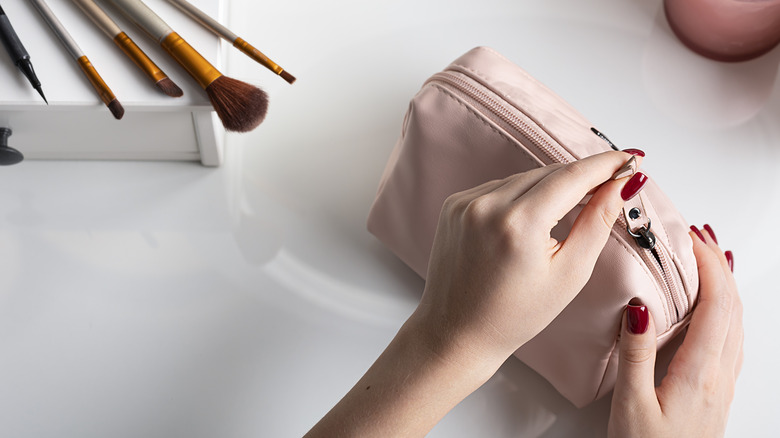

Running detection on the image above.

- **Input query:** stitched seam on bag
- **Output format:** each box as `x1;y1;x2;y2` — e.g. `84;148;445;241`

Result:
448;61;587;160
451;63;508;91
657;207;676;263
428;83;540;163
452;48;525;84
476;46;511;62
659;216;693;304
675;252;693;304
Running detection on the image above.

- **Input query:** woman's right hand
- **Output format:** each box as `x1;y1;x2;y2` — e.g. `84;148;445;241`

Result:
608;225;742;437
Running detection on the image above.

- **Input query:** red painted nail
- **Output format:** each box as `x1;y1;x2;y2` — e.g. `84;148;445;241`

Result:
725;250;734;272
621;172;648;201
690;225;706;243
622;148;646;157
703;224;718;244
627;303;649;334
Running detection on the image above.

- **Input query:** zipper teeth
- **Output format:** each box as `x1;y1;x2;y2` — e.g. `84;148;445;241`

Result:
654;241;687;316
653;246;678;322
427;72;570;164
428;69;686;326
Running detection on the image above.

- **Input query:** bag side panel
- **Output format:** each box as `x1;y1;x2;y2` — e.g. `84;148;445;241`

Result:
367;83;544;278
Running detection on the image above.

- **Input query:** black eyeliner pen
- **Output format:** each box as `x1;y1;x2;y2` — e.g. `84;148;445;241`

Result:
0;3;47;103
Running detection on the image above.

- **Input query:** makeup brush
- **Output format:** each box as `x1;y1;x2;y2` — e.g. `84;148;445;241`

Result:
72;0;182;97
108;0;267;132
165;0;295;84
28;0;123;119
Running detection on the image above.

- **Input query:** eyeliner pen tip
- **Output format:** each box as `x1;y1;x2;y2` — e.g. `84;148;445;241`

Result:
36;86;47;104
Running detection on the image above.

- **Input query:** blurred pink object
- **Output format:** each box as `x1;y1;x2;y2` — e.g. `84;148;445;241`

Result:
665;0;780;62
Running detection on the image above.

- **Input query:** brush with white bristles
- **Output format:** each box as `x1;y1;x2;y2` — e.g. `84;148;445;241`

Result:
72;0;183;97
108;0;268;132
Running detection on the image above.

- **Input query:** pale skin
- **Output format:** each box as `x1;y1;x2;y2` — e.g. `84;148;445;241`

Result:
306;151;742;437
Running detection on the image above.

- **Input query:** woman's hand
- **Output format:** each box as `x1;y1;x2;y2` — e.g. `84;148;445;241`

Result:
608;225;742;438
306;150;647;437
411;150;647;365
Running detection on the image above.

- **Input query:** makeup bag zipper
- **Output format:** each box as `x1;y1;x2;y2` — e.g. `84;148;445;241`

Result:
425;70;688;326
425;72;571;164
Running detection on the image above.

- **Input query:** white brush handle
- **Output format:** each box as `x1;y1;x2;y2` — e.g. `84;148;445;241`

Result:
108;0;173;42
166;0;237;42
27;0;84;59
72;0;121;38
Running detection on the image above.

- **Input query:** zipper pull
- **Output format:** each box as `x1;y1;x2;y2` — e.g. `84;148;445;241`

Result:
627;210;657;249
623;189;656;250
611;155;657;250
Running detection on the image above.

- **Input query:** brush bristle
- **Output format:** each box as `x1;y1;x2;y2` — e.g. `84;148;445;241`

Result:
108;99;125;120
206;76;268;132
280;70;296;84
156;77;184;97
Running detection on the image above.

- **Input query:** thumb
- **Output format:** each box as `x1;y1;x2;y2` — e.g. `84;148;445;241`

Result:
553;177;628;280
612;299;659;411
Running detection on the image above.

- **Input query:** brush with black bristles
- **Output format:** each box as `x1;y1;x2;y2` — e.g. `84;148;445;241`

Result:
108;0;268;132
27;0;123;119
72;0;182;97
165;0;295;84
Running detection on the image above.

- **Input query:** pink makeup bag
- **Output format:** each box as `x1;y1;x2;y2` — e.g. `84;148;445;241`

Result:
367;47;699;407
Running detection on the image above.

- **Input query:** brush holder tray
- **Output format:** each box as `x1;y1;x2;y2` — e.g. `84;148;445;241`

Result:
0;0;226;166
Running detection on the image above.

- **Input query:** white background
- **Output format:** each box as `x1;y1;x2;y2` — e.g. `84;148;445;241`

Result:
1;0;778;436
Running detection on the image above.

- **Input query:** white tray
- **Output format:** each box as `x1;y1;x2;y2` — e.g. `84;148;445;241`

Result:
0;0;226;166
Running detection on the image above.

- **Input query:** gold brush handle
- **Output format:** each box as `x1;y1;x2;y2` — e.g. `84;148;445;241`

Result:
109;0;223;89
76;55;116;105
165;0;294;83
161;32;220;89
113;32;167;82
233;38;283;75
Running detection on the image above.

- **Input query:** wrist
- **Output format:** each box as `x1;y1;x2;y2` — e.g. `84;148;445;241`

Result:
305;309;510;437
403;309;508;383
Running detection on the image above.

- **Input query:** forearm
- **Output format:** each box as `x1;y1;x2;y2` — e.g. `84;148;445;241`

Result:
305;313;504;437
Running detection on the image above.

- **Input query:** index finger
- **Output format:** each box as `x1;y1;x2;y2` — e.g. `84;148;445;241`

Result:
515;151;638;229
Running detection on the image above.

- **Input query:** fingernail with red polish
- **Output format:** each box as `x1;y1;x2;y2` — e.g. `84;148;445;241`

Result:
690;225;706;243
621;172;648;201
725;250;734;272
622;148;646;157
703;224;718;244
627;303;649;335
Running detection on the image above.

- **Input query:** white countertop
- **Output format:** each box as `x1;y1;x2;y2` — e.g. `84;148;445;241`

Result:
0;0;778;436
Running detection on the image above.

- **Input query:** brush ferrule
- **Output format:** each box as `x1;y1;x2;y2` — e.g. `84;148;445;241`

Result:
114;32;167;83
161;32;220;89
77;55;116;106
233;37;283;75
